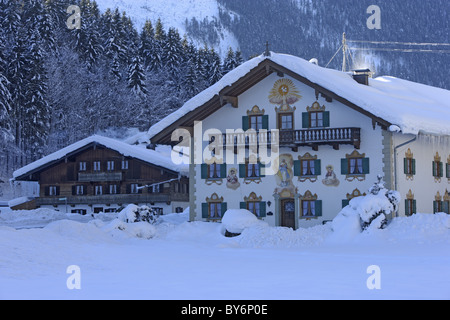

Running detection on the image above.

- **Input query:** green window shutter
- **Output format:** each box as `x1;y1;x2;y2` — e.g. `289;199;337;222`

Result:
302;112;310;128
404;158;408;174
362;158;370;174
342;199;350;208
259;202;267;218
443;201;449;214
341;158;349;175
413;200;417;214
259;162;265;178
323;111;330;127
432;161;436;176
240;202;247;210
433;201;438;213
201;164;208;179
294;160;301;176
242;116;249;131
447;163;450;178
405;199;410;216
315;200;323;217
202;203;209;219
220;163;227;178
262;115;269;130
221;202;228;218
314;159;321;176
439;162;444;177
412;159;416;175
239;163;246;178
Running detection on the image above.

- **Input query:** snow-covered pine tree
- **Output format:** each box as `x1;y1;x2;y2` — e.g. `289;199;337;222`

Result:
207;48;223;86
127;55;148;97
222;47;236;75
163;27;183;75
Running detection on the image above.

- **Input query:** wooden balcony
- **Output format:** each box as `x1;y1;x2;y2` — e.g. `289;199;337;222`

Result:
78;172;123;182
211;127;360;151
36;193;189;206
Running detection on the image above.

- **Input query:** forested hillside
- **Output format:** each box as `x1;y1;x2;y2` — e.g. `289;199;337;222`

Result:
0;0;242;176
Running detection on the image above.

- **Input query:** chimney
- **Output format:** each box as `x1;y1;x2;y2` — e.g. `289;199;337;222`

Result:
352;69;372;86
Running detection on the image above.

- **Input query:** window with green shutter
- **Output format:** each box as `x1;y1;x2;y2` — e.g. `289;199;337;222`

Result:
300;191;321;218
204;193;225;220
342;151;369;181
405;199;416;216
295;153;321;182
242;193;267;218
303;102;330;128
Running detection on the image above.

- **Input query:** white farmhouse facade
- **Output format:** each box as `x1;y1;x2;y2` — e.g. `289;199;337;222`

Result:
149;52;450;229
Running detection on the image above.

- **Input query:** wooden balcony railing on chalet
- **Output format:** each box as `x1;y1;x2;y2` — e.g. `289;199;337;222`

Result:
210;127;361;151
36;192;189;206
78;172;123;182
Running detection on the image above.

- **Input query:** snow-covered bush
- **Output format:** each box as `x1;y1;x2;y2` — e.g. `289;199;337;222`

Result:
118;204;159;225
221;209;268;237
330;175;400;241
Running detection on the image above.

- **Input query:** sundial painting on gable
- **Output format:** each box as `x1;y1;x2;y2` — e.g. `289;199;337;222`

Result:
269;79;302;107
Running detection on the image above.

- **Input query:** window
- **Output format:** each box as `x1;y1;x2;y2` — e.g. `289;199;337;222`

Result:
202;193;226;221
209;163;222;179
94;185;103;196
432;152;443;181
294;153;321;182
405;190;416;216
93;161;101;172
349;158;363;175
241;193;266;218
109;184;118;195
242;105;268;131
130;184;139;194
79;162;87;171
249;115;263;130
247;163;260;178
279;113;293;130
121;160;129;170
302;102;330;128
302;200;316;217
300;191;322;218
342;189;367;208
107;161;115;171
75;185;85;196
310;112;323;128
49;186;58;196
341;150;369;181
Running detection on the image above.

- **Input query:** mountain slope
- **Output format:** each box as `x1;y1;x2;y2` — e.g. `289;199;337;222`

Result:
95;0;239;57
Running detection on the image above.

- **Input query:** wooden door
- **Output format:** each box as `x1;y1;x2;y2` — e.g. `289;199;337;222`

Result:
281;199;295;229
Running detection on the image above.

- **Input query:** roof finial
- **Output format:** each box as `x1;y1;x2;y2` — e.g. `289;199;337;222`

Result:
264;41;271;57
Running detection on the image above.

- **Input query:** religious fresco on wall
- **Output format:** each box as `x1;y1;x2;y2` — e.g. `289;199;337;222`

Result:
274;154;295;194
226;168;240;190
269;79;302;107
322;165;340;187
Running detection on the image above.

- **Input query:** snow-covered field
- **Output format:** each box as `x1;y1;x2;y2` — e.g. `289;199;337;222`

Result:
1;209;449;300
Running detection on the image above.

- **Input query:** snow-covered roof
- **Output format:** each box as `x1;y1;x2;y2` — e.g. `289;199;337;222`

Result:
13;135;188;180
148;52;450;139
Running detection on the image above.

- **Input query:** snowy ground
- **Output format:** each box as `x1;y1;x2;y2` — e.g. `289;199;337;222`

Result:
0;209;449;300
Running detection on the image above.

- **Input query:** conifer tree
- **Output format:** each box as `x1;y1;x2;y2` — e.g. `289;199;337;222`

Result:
127;55;147;97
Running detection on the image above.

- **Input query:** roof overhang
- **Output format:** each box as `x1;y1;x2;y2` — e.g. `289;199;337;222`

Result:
150;58;392;145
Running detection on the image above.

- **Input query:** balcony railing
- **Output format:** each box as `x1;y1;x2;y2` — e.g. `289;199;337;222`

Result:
210;127;360;150
78;172;123;182
36;193;189;206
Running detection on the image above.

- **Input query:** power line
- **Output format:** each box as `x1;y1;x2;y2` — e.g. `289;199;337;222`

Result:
347;39;450;46
348;47;450;54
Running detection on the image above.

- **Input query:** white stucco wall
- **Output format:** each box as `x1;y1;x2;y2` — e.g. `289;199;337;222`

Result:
393;133;450;216
192;73;389;228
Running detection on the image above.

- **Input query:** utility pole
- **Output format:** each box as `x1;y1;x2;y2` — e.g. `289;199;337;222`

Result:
342;32;347;72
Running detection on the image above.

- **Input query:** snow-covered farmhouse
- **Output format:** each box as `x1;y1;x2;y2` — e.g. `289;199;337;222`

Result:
11;136;189;215
148;51;450;229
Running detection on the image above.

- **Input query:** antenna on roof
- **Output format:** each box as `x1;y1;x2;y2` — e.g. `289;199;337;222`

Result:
264;41;271;57
342;32;347;72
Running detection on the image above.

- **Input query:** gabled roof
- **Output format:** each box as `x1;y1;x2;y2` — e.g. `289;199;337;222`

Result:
148;52;450;144
13;135;188;180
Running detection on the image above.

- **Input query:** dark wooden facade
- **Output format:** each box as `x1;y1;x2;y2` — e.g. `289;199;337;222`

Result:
15;144;189;213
